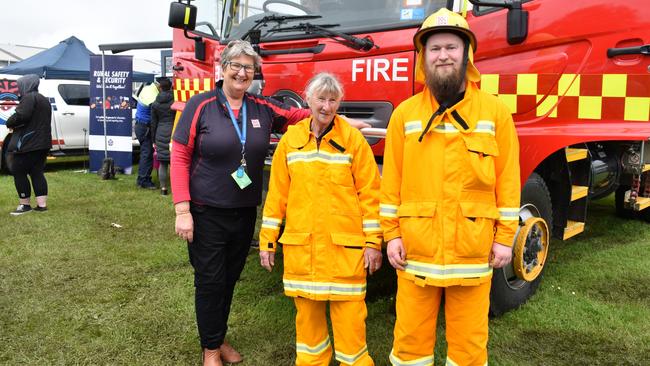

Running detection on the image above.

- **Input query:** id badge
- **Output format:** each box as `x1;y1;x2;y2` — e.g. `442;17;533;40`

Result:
231;167;252;189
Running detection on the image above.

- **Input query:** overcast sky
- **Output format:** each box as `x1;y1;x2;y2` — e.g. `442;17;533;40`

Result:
2;0;173;61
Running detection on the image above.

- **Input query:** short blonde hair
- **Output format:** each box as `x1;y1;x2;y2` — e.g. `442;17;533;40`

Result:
305;72;344;101
220;40;262;70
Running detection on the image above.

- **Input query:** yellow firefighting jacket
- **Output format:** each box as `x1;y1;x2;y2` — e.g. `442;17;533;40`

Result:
260;115;382;301
380;82;520;287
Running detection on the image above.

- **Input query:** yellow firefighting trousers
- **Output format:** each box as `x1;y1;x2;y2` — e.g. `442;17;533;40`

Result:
390;276;491;366
294;297;374;366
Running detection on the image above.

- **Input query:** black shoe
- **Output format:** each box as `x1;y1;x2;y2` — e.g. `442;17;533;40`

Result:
138;181;157;190
161;188;169;196
10;204;32;216
34;206;48;212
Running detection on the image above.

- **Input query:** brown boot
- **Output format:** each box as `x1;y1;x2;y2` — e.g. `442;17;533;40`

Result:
219;341;243;364
203;348;223;366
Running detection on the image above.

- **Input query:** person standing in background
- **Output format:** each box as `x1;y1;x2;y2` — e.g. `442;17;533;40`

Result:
5;74;52;215
134;81;159;189
150;77;174;195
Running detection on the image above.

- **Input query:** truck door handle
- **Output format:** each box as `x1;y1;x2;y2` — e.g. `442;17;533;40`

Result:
62;112;75;116
607;44;650;58
172;64;185;71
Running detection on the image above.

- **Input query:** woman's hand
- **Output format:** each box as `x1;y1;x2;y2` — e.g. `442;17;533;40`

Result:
364;247;383;275
339;115;371;130
174;202;193;243
260;251;275;272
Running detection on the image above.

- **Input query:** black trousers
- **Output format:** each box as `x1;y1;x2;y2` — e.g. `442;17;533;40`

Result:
11;149;49;199
188;203;257;350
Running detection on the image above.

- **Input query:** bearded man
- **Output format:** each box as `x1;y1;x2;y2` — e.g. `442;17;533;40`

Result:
380;8;521;366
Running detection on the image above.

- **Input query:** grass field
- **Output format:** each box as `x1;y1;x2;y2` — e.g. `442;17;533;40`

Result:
1;159;649;365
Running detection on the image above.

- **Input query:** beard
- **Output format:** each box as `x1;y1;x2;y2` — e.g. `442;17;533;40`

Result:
426;64;465;106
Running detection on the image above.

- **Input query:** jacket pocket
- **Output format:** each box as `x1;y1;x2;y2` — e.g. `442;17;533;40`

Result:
331;232;366;279
461;133;499;190
456;197;499;259
279;232;312;275
329;167;362;216
398;202;437;258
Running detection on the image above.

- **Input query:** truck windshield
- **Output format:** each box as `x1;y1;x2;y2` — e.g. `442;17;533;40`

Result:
192;0;448;42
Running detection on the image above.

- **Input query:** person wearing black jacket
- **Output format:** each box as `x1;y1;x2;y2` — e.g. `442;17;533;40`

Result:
5;74;52;215
150;77;174;196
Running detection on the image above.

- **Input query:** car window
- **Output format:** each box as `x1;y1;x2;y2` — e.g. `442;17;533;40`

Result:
58;84;89;106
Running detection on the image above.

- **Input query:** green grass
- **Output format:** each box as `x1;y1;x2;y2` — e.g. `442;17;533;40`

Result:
1;160;649;365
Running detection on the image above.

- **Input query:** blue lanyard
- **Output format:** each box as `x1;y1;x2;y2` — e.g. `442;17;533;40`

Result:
224;99;247;152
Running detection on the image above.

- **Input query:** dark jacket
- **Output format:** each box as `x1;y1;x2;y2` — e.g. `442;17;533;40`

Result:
6;74;52;153
150;90;174;162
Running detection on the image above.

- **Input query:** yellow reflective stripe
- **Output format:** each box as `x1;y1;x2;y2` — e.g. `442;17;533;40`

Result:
404;120;423;135
283;279;366;296
389;349;434;366
335;345;368;364
261;216;282;230
297;336;331;355
433;122;459;134
362;219;381;232
184;7;191;25
286;150;352;165
475;120;495;135
404;260;492;280
498;208;519;221
380;204;398;218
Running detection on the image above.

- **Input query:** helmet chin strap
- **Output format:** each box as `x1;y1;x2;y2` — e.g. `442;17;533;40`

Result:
460;40;470;89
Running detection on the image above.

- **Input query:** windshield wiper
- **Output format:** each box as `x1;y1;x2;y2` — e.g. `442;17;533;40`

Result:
241;14;323;42
272;22;378;51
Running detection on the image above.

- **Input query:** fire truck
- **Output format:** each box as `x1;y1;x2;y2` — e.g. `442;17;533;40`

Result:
167;0;650;315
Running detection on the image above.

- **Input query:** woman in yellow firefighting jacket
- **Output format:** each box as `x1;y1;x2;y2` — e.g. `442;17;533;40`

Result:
259;73;382;366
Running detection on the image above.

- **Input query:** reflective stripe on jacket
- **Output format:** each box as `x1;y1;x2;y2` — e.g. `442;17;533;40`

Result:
380;82;520;287
260;116;382;300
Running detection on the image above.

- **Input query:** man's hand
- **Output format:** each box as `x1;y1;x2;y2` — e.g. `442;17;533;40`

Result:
386;238;407;271
260;250;275;272
364;247;383;275
490;242;512;268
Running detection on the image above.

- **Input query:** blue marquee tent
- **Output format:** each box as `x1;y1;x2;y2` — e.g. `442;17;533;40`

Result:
0;36;154;82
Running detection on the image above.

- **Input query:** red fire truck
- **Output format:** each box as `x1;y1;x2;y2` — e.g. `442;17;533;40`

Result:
167;0;650;315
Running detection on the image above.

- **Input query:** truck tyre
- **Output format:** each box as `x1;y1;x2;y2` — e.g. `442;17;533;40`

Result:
490;172;552;316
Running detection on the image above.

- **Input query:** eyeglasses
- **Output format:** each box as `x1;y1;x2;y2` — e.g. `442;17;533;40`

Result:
227;61;256;73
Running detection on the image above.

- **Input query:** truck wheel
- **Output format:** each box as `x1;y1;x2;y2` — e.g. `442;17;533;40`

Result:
490;172;552;316
615;185;637;219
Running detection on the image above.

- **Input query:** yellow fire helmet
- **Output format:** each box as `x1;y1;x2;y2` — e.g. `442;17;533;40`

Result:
413;8;481;84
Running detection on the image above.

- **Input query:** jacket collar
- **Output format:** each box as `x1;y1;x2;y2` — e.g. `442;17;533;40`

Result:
286;115;347;150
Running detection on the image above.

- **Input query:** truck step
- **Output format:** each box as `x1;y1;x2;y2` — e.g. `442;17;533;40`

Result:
563;220;585;240
632;197;650;211
565;148;588;162
571;185;588;201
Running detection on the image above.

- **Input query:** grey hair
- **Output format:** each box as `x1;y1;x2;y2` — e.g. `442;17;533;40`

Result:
220;40;262;70
305;72;344;101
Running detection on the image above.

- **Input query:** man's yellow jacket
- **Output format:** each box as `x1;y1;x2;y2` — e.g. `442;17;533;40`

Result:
381;82;520;287
260;116;382;301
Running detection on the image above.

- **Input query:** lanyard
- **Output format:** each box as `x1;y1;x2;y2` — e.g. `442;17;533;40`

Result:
221;90;248;177
224;99;247;151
